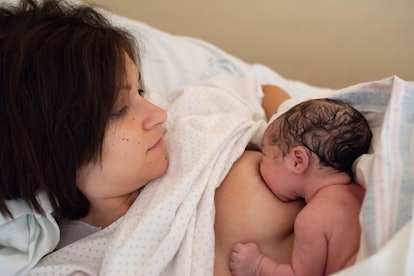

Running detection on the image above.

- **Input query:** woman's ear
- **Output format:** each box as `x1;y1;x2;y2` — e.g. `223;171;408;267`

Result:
288;146;309;174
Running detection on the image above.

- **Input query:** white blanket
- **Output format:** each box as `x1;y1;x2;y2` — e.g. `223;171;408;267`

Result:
338;76;414;275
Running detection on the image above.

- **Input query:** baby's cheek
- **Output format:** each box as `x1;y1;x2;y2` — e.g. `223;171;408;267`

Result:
259;160;270;179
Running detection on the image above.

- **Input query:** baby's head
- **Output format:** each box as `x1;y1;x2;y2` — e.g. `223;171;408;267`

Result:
265;98;372;177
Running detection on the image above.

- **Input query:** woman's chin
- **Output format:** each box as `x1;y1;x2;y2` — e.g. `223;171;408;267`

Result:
155;154;169;179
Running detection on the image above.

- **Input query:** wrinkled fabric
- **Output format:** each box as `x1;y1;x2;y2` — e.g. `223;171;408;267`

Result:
0;192;59;275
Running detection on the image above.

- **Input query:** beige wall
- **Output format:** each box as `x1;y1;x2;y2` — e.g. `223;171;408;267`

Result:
88;0;413;88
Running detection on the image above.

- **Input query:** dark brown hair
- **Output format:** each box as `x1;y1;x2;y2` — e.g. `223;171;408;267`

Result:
0;0;140;219
267;98;372;177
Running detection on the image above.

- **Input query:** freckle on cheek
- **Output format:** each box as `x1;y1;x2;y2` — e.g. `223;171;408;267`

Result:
121;138;130;141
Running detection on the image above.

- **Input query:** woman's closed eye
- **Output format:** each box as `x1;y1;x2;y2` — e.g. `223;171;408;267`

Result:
111;105;129;118
138;71;146;97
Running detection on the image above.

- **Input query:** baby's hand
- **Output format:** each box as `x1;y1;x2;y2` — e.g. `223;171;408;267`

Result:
230;243;263;276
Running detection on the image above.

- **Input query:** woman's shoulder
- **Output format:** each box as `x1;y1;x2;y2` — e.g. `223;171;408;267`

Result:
215;148;304;238
236;149;262;162
216;150;303;220
225;150;262;179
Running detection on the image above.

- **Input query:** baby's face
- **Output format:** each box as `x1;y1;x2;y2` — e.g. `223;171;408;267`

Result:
260;132;292;202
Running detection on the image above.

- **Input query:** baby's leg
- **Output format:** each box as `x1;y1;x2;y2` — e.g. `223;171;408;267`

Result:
230;243;263;276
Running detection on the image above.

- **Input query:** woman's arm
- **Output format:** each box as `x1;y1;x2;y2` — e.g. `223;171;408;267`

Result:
261;85;290;120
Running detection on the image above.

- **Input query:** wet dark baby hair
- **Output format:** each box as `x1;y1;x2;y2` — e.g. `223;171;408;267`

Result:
0;0;140;219
267;98;372;177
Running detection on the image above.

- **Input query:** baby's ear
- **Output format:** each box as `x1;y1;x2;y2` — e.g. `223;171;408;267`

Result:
288;146;309;173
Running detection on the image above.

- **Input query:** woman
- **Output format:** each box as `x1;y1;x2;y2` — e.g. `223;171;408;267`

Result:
1;0;166;272
0;0;301;274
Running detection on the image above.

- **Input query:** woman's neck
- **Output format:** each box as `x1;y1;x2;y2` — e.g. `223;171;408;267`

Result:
80;190;140;228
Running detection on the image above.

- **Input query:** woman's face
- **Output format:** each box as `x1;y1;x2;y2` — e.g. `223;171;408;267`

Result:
76;54;168;205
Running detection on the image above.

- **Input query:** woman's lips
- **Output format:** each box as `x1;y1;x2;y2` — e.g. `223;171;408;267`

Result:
148;137;164;151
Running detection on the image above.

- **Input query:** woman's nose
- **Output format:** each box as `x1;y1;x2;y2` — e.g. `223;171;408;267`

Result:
143;99;167;130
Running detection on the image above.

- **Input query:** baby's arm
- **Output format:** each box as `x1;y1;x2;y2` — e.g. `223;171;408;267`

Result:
289;210;328;275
